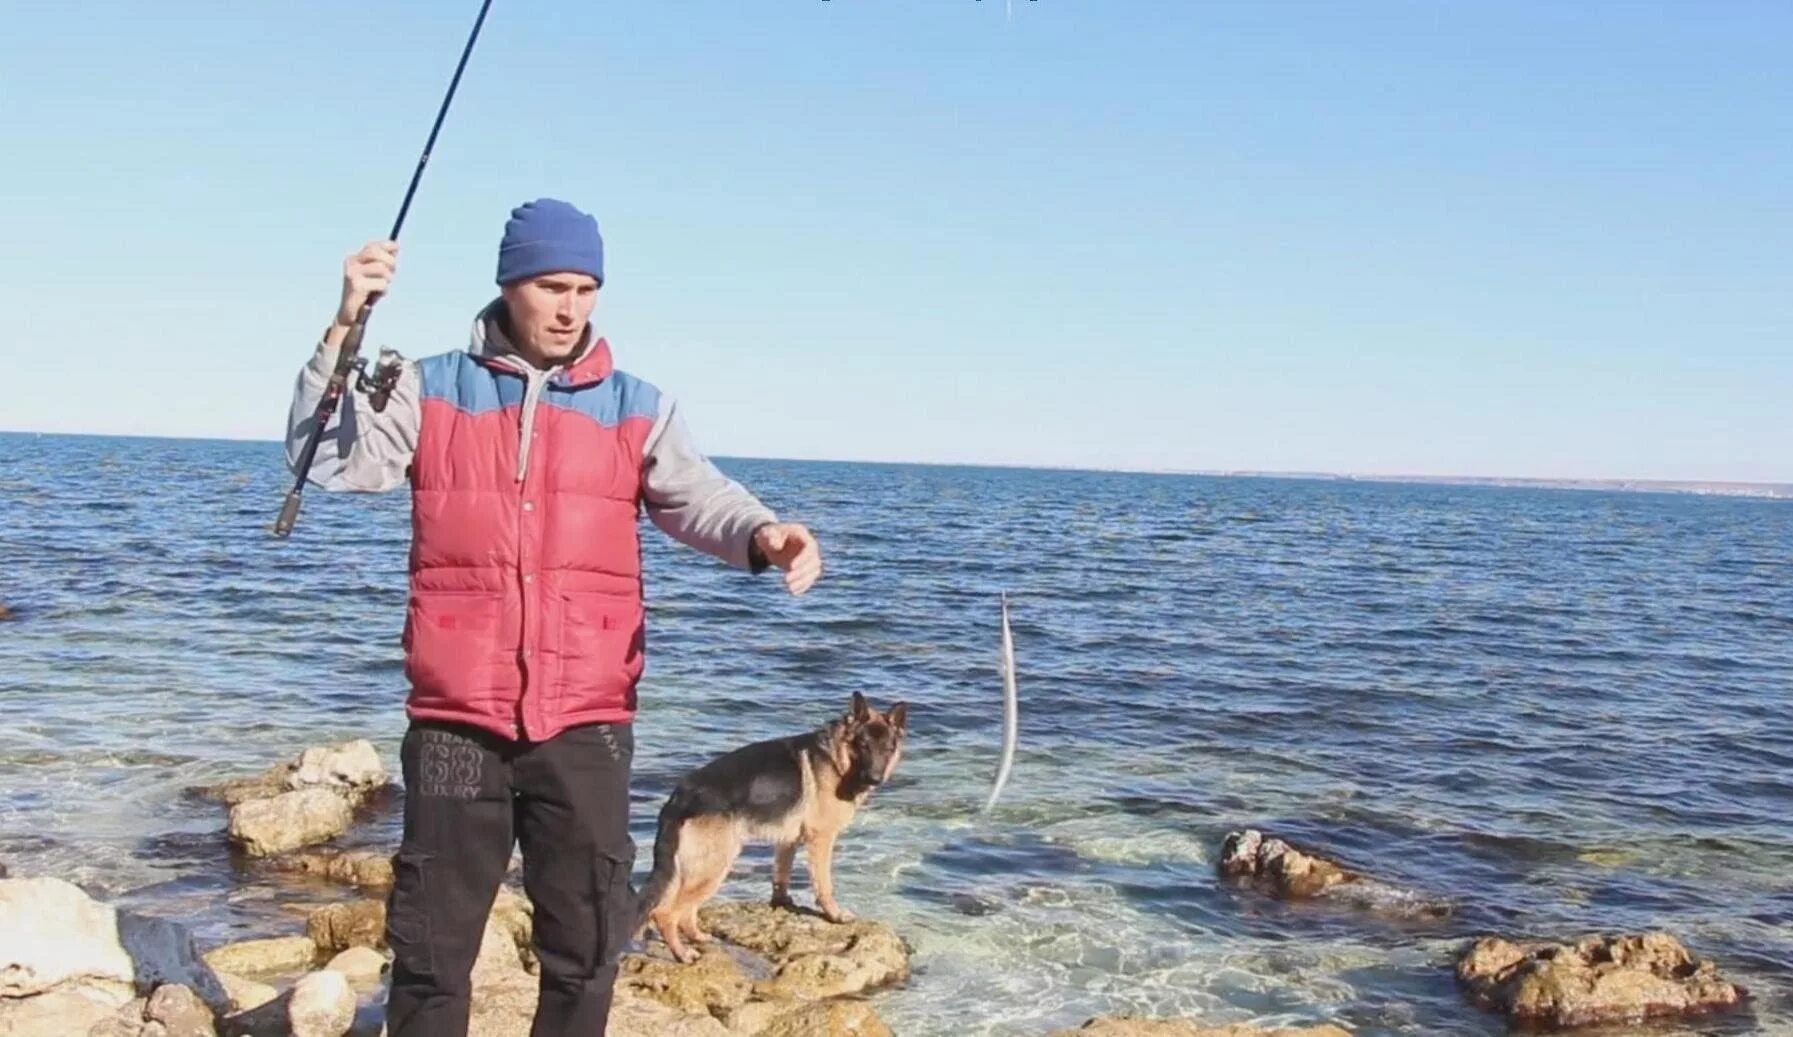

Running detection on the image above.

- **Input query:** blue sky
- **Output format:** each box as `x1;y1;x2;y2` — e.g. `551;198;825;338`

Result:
3;1;1788;480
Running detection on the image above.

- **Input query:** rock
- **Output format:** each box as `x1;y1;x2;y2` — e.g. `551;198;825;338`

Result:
147;983;219;1037
489;885;535;970
271;851;394;890
469;915;526;984
462;916;542;1037
1218;829;1449;917
197;741;387;808
618;946;752;1016
203;937;319;977
746;999;892;1037
461;917;732;1037
214;972;279;1014
697;902;909;1000
604;988;732;1037
1219;830;1357;898
305;901;386;956
1457;932;1747;1029
323;947;386;986
0;984;135;1035
0;603;13;621
88;1007;155;1037
287;742;385;797
0;877;229;1014
228;790;355;858
196;769;293;808
221;970;355;1037
1045;1021;1352;1037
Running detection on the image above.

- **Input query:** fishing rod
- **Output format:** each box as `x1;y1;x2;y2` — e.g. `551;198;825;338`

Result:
273;0;496;539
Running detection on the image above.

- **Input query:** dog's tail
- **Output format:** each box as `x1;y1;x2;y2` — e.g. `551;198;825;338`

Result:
632;785;696;939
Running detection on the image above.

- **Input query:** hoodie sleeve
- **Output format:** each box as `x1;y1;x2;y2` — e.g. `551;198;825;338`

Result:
641;396;778;570
284;337;421;493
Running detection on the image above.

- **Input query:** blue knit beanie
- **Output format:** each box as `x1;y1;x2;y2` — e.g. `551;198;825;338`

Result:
496;198;604;286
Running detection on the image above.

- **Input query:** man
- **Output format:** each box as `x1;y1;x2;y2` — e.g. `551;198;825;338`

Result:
284;198;822;1036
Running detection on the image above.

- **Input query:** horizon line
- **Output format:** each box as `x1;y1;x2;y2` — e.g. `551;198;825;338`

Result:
3;428;1789;497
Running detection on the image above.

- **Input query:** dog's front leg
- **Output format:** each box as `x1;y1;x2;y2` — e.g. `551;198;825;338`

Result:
770;841;798;911
807;831;855;924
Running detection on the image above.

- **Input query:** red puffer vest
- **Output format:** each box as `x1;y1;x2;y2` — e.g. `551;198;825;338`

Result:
404;335;660;741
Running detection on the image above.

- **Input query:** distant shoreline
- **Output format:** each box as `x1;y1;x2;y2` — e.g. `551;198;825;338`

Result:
5;429;1789;501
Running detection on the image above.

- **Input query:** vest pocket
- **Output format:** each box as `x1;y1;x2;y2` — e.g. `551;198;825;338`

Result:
558;593;640;663
406;589;502;694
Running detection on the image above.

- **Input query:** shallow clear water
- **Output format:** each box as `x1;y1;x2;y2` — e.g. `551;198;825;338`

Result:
2;432;1790;1035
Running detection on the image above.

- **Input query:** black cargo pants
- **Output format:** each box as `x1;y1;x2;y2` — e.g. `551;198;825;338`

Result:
384;720;636;1037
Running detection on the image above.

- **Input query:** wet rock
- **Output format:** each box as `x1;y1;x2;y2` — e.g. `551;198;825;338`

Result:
271;851;393;890
1219;830;1356;897
1045;1020;1352;1037
203;937;319;977
197;741;387;808
697;902;909;1000
147;983;220;1037
305;901;386;956
287;742;385;797
228;790;354;858
220;969;355;1037
322;947;386;986
1457;932;1747;1029
618;946;753;1015
947;892;1001;916
0;603;13;621
1218;829;1449;917
198;772;294;809
0;876;229;1014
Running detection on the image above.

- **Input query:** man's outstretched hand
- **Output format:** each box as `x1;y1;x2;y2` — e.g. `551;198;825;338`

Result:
753;523;823;596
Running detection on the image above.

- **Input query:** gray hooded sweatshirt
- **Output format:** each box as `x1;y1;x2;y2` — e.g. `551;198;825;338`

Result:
284;304;778;570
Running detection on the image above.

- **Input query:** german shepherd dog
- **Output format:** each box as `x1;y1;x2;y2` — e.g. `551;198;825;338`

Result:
633;692;908;963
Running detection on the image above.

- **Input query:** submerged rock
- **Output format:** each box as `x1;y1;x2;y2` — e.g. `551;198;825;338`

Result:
1457;931;1747;1029
0;602;13;621
1046;1022;1351;1037
270;850;394;890
1218;829;1449;917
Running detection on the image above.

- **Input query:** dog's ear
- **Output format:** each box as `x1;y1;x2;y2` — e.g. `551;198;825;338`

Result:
849;691;872;724
887;702;908;731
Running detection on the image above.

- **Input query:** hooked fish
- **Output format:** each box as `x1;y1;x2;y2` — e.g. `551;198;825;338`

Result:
984;592;1019;813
